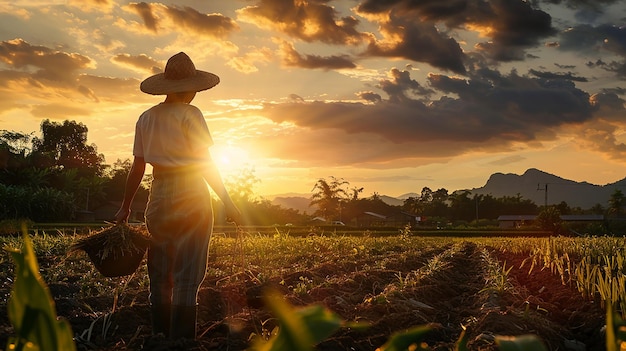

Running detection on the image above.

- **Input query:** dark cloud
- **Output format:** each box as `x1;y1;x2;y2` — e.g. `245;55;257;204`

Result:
363;14;466;74
537;0;622;13
601;87;626;96
558;24;626;78
163;6;238;38
358;0;555;64
260;68;597;158
127;2;158;32
127;3;238;38
357;91;382;103
529;69;588;82
356;0;470;23
279;41;356;69
587;59;626;78
590;92;626;116
378;68;434;101
112;53;161;74
0;39;141;104
555;63;576;69
0;38;92;85
238;0;364;45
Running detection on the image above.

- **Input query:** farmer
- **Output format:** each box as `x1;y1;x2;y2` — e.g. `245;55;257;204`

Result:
115;52;241;341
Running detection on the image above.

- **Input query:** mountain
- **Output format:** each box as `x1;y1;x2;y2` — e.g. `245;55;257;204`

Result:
379;195;404;206
270;195;315;213
268;168;626;211
468;168;626;209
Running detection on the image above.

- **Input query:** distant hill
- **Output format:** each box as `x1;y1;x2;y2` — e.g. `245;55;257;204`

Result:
270;195;315;214
268;168;626;211
468;168;626;209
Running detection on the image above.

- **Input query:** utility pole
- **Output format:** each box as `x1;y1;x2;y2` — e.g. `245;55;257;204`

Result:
537;183;548;207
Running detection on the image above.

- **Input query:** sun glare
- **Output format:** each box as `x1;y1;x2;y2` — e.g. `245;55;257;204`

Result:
212;144;252;174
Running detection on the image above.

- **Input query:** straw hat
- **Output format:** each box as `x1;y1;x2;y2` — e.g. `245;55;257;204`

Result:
140;52;220;95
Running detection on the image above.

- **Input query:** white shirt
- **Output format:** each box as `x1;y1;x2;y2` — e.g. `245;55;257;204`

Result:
133;103;213;167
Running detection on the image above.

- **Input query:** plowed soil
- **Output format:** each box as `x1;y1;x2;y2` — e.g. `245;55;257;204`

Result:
0;239;606;351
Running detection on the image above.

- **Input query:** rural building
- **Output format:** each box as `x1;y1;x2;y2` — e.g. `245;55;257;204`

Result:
497;214;605;228
353;212;387;227
497;215;538;228
352;211;421;227
385;211;421;227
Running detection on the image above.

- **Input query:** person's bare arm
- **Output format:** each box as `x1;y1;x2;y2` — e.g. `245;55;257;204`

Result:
115;156;146;223
201;154;241;224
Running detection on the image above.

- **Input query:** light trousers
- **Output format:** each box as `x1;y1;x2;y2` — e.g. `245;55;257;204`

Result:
145;169;213;306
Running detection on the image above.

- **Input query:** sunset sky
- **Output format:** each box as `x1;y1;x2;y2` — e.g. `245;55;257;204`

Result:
1;0;626;198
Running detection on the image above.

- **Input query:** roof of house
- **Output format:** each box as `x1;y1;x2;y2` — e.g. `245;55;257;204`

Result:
497;214;604;221
560;215;604;221
363;211;386;219
497;215;537;221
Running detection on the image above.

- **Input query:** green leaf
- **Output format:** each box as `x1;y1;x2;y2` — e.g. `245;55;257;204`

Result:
252;290;343;351
495;335;548;351
4;233;76;351
377;325;432;351
454;326;470;351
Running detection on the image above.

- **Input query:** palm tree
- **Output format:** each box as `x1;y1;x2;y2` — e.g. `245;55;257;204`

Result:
310;176;348;221
608;189;624;218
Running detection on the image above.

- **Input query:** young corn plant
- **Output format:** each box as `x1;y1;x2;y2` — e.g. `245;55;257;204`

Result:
480;249;514;297
4;232;77;351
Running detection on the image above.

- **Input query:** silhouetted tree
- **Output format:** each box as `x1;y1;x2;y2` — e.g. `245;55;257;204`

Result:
537;206;563;234
310;176;348;221
32;119;105;178
609;189;624;218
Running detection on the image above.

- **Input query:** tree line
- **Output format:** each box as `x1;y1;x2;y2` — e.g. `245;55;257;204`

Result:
308;175;625;233
1;120;624;231
0;120;299;225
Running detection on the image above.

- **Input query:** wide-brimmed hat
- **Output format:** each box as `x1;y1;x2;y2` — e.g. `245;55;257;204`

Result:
140;52;220;95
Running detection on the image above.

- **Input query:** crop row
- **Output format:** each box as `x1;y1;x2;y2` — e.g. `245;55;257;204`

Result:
1;231;625;350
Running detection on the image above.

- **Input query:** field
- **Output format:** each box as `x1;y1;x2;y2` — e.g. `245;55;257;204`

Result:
0;227;622;351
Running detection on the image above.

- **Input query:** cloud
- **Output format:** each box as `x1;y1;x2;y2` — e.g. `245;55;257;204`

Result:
528;69;588;82
127;2;158;32
227;47;273;74
278;41;356;70
126;2;238;38
378;68;434;101
357;91;381;103
253;67;603;167
111;53;161;74
357;0;555;65
0;38;94;85
361;13;466;74
576;120;626;160
237;0;364;45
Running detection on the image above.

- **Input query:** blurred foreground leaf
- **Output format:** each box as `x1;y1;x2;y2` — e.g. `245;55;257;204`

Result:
4;233;76;351
376;325;432;351
495;334;547;351
252;290;343;351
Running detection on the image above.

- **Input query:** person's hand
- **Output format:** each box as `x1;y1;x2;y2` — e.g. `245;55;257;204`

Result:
225;202;242;225
115;207;131;224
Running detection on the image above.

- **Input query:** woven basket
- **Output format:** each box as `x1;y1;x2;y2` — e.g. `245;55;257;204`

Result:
71;224;150;277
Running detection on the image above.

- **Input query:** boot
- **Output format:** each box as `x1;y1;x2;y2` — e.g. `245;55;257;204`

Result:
170;305;197;340
151;303;171;336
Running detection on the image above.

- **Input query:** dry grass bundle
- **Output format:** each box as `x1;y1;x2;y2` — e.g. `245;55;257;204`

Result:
70;224;151;277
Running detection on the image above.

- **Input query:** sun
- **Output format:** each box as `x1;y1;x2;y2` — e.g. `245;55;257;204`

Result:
211;143;252;174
